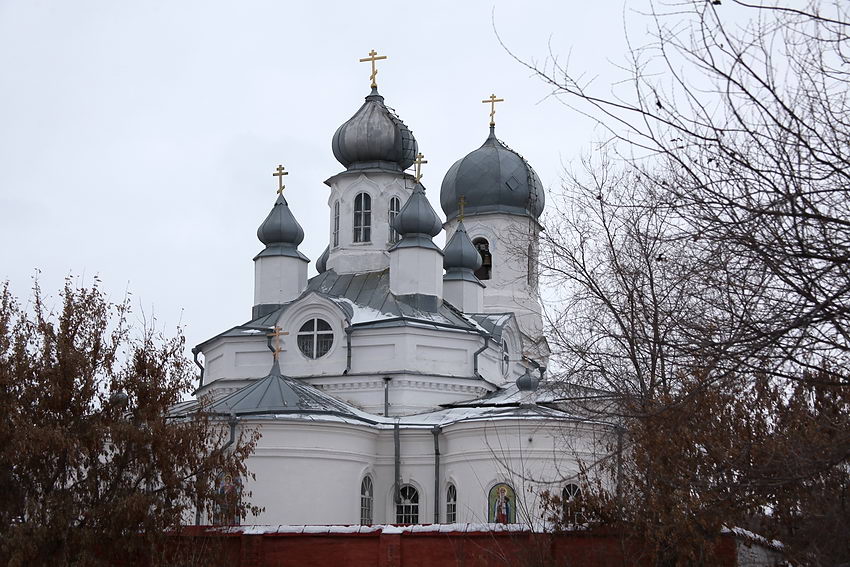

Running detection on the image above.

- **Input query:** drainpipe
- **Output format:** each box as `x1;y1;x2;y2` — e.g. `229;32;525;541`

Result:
383;377;392;416
344;326;353;374
192;347;205;389
472;335;490;378
394;420;401;506
432;426;441;524
196;414;238;525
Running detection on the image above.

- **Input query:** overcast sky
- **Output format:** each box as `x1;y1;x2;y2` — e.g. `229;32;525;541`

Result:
0;0;656;353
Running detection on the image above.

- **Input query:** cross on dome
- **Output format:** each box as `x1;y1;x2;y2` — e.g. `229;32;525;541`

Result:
273;165;288;195
359;49;387;89
458;195;466;222
413;152;427;182
482;94;505;127
268;326;289;360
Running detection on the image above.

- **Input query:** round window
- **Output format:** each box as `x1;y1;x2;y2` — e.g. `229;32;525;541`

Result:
297;318;334;359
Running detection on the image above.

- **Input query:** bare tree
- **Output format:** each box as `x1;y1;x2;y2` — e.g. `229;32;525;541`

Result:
522;3;850;563
528;1;850;381
0;278;260;567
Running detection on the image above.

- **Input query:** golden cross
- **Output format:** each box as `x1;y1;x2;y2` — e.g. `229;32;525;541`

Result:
359;49;387;89
482;94;505;127
413;152;427;182
458;195;466;222
268;325;290;360
272;165;288;195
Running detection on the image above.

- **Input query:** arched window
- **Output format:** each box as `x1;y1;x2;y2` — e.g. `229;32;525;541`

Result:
360;476;373;525
297;318;334;359
353;192;371;243
333;201;340;247
446;484;457;523
473;237;492;280
388;196;401;244
501;340;510;377
396;484;419;524
527;243;534;286
562;483;582;525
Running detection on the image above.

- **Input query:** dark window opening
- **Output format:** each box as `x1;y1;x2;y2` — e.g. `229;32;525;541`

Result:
354;193;372;243
473;237;492;280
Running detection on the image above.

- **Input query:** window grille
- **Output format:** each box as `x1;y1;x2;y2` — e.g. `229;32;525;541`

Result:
388;196;401;244
360;476;373;525
297;318;334;359
354;193;372;243
396;485;419;524
333;201;340;247
446;484;457;523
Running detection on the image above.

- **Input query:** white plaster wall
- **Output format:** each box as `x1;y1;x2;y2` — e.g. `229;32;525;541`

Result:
326;172;415;274
443;279;484;313
253;255;308;307
240;420;379;525
389;246;443;299
232;416;606;527
445;214;544;340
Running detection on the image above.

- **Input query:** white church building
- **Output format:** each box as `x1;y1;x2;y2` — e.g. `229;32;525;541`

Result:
185;65;601;527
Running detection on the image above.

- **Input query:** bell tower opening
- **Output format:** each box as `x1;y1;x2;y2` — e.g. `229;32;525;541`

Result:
473;237;492;280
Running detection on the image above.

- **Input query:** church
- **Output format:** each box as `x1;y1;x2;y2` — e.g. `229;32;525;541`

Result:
186;53;601;527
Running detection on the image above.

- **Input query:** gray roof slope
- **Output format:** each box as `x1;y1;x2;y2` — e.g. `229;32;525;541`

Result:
196;269;488;350
207;360;376;422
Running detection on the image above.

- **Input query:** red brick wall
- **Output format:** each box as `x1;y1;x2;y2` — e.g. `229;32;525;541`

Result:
172;527;744;567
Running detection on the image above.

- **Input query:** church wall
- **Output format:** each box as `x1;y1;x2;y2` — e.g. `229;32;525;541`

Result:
240;420;379;525
326;172;415;274
445;214;544;340
439;418;598;526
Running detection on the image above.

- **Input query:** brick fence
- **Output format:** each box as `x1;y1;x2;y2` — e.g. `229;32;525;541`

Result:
165;524;782;567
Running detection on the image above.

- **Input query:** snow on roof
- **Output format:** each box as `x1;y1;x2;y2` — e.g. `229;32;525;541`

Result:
216;523;536;535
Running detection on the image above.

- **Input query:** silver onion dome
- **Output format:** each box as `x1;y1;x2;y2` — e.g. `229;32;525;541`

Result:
389;182;442;252
316;245;329;274
516;369;540;392
443;221;481;271
393;183;442;237
332;87;418;171
441;126;545;222
255;193;308;260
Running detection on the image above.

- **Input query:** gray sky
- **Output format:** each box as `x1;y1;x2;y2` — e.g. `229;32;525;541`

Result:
0;0;646;352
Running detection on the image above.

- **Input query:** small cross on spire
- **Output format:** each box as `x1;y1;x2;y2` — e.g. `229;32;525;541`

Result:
268;325;289;361
458;195;466;222
482;94;505;127
359;49;387;89
413;152;427;183
273;165;288;195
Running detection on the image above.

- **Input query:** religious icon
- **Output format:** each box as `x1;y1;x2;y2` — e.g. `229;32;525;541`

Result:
214;472;242;526
488;482;516;524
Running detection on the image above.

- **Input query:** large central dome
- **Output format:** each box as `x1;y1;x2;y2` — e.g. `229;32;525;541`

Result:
332;87;418;172
440;126;544;221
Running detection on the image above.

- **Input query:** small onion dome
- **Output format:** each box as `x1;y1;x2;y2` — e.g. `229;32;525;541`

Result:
441;126;545;222
316;245;329;274
516;369;540;392
254;193;308;261
332;87;418;172
389;182;442;252
443;221;484;286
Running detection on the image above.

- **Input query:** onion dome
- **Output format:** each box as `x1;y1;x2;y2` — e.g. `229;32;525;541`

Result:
316;245;329;274
389;182;442;252
332;87;418;172
516;368;540;392
441;126;545;222
443;220;484;284
254;193;308;260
